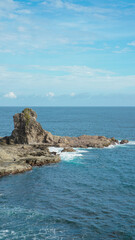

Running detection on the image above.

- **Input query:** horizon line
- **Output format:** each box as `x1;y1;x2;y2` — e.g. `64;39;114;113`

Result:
0;106;135;108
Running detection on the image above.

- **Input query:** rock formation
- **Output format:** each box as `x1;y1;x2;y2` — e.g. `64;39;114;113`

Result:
120;139;129;144
0;144;60;178
11;108;46;144
0;108;125;148
0;108;129;178
61;147;76;152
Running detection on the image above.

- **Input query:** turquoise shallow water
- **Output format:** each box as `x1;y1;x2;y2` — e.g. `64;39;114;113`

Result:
0;107;135;239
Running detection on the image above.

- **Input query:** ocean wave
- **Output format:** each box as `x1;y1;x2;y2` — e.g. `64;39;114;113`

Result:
49;147;84;161
0;228;62;239
104;144;116;149
60;152;83;161
49;141;135;161
49;147;63;154
105;141;135;149
104;143;120;149
87;145;119;149
127;141;135;145
75;148;88;153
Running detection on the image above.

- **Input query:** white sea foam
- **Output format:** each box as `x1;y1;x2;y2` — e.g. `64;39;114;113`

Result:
105;144;116;149
118;140;135;145
0;230;10;239
87;145;118;149
49;141;135;161
128;141;135;145
49;147;63;154
104;142;120;149
49;147;84;161
75;148;88;153
105;141;135;149
60;151;83;161
117;140;135;146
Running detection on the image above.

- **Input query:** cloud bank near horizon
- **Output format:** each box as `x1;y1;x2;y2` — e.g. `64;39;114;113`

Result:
0;0;135;106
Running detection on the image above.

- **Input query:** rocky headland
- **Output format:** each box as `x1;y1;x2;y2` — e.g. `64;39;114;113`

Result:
0;108;129;178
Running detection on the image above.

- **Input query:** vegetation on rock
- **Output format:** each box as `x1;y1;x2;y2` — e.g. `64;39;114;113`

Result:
23;108;31;126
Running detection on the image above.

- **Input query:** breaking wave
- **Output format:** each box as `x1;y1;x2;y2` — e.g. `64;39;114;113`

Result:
128;141;135;145
49;141;135;161
49;147;88;161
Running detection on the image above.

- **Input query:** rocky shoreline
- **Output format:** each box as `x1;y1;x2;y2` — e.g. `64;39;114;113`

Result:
0;144;60;178
0;108;129;178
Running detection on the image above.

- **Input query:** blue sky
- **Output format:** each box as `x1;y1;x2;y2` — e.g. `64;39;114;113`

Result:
0;0;135;106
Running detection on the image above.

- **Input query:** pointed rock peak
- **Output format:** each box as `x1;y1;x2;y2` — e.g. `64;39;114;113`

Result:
11;108;45;144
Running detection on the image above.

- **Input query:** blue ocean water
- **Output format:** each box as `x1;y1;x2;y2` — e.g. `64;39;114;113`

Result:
0;107;135;240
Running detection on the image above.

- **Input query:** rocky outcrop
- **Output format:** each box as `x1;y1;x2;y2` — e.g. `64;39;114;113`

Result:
0;108;124;148
11;108;46;144
0;108;129;178
0;144;60;178
61;147;76;152
120;139;129;144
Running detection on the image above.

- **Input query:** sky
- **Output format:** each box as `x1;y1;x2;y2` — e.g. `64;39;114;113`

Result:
0;0;135;106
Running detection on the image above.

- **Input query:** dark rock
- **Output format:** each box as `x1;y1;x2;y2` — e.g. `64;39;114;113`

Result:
61;147;75;152
120;139;129;144
110;137;119;144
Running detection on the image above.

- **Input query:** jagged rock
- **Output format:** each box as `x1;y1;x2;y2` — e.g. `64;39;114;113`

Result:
44;131;54;143
61;147;75;152
120;139;129;144
11;108;45;144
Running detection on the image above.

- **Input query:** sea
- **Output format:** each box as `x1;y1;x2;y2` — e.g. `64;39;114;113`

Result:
0;107;135;240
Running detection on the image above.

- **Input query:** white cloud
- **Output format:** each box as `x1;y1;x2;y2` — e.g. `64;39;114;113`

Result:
128;41;135;46
42;0;111;15
70;92;75;97
16;9;31;15
18;26;26;32
0;65;135;96
4;91;17;98
0;49;12;53
0;0;19;19
115;46;120;49
0;0;134;54
113;47;130;54
31;65;114;76
46;92;55;97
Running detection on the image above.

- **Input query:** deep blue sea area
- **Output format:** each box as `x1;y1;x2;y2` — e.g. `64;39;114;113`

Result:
0;107;135;240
